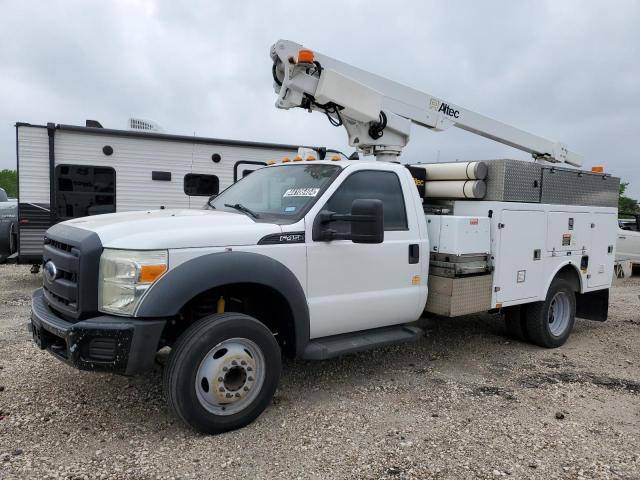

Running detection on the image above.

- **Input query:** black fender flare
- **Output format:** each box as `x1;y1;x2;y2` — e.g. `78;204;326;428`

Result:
135;251;309;356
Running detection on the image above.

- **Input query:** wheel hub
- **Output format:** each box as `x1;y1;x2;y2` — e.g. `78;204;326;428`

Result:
195;338;264;416
211;352;256;403
548;291;570;336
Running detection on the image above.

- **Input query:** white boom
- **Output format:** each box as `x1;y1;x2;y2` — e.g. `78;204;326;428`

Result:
271;39;582;167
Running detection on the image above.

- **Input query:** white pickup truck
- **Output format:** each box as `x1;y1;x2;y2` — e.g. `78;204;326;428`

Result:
617;215;640;267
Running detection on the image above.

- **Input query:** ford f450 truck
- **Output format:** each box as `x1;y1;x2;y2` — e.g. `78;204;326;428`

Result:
29;41;619;433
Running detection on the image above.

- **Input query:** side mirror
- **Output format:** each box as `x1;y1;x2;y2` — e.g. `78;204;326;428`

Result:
350;199;384;243
313;198;384;244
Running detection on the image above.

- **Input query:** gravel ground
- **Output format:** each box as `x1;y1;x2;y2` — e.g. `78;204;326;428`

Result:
0;264;639;480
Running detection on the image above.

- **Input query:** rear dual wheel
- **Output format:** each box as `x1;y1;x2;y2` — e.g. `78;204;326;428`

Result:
503;279;576;348
164;312;281;434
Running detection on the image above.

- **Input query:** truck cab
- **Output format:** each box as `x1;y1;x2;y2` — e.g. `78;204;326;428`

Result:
30;158;431;433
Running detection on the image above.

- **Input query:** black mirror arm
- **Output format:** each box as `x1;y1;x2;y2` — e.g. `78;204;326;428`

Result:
318;229;353;241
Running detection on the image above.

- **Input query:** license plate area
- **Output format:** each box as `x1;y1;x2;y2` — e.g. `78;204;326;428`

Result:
31;321;69;359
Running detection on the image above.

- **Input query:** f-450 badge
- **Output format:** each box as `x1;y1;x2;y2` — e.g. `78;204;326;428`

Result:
258;232;305;245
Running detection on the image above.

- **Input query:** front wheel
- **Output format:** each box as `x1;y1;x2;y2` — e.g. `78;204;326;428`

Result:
163;313;281;434
525;279;576;348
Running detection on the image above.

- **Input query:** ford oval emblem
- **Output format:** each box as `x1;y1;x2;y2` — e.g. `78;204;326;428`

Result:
43;260;58;282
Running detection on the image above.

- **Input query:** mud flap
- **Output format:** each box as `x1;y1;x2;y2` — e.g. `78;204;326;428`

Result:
576;289;609;322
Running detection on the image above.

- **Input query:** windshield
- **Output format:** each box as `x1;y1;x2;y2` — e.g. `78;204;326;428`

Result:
208;164;341;222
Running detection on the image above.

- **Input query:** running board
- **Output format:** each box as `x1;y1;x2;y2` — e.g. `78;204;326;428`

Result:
302;325;423;360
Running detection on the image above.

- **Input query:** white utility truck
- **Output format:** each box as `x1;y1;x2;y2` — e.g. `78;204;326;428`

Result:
30;40;619;434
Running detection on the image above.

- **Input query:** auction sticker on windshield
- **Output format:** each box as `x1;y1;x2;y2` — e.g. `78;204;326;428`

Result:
283;188;320;197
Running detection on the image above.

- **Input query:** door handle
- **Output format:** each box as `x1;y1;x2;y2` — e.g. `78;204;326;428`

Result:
409;244;419;264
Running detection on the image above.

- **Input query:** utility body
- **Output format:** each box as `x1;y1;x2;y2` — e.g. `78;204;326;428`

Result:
29;40;619;434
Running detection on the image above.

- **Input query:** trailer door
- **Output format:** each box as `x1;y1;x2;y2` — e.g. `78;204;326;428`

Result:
496;210;545;303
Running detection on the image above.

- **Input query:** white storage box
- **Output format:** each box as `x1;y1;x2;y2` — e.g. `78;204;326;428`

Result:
426;215;490;256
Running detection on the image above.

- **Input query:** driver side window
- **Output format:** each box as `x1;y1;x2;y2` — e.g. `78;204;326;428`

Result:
323;170;408;233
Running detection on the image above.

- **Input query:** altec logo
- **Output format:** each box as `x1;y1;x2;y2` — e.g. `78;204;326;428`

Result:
429;98;461;119
438;103;460;119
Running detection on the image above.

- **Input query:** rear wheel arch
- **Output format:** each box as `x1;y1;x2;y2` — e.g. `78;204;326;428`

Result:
547;263;583;294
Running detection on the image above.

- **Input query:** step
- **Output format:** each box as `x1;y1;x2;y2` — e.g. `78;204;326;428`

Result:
302;325;423;360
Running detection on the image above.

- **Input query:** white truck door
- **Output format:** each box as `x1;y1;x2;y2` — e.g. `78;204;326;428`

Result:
306;169;423;339
495;210;546;303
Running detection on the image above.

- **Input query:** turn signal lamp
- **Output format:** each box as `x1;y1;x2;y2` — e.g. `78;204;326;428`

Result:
139;264;168;284
591;165;604;173
298;49;315;64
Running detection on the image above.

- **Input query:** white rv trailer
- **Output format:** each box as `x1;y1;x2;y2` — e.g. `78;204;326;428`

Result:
15;121;318;264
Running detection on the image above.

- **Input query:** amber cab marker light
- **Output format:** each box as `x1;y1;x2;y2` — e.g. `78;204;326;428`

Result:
282;157;292;163
331;154;341;161
591;165;604;173
267;160;276;165
298;49;315;64
306;155;316;161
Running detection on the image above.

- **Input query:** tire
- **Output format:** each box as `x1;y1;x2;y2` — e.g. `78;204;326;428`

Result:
525;279;576;348
163;312;281;434
503;305;528;342
0;221;11;264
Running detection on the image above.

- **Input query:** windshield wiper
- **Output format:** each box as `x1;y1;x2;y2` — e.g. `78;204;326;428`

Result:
224;203;260;219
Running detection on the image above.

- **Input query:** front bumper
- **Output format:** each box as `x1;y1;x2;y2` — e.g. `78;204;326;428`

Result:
30;288;166;375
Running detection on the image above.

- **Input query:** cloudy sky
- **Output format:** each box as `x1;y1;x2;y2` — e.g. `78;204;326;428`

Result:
1;1;639;197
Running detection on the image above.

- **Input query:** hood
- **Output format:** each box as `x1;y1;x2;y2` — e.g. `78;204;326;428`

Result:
63;209;282;249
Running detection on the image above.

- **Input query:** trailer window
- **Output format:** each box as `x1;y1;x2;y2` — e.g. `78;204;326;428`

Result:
184;174;220;196
55;165;116;219
324;170;408;231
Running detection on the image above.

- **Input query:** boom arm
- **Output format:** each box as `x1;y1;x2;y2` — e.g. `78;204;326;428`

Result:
270;39;582;167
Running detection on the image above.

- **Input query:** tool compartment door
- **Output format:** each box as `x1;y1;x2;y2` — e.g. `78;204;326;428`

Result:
496;210;545;303
546;212;590;253
588;212;617;288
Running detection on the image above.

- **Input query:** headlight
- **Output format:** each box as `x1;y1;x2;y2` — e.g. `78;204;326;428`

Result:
98;249;168;316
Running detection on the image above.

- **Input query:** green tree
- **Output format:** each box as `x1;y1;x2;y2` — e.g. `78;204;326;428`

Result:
0;169;17;198
619;181;639;216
